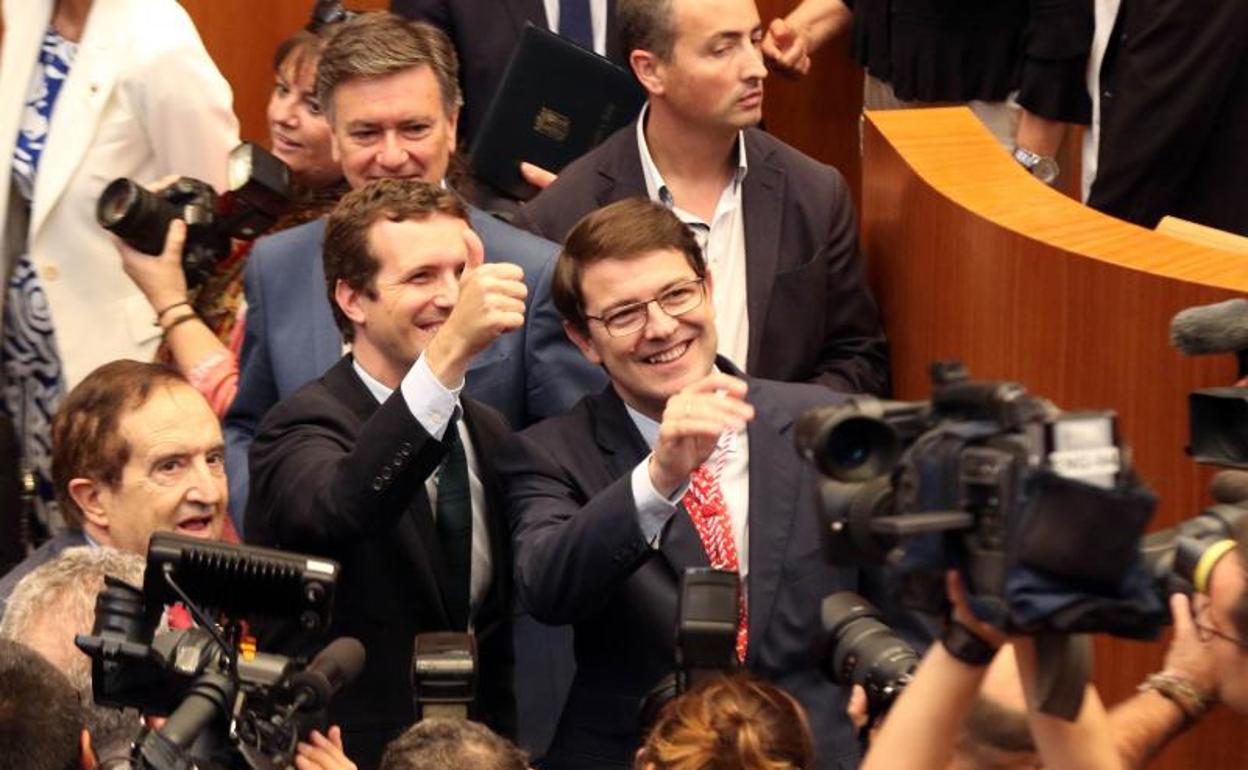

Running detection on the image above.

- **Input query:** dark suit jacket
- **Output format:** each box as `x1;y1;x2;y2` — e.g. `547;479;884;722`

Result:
1087;0;1248;235
245;356;515;770
223;206;606;527
390;0;623;146
496;363;878;770
514;123;890;397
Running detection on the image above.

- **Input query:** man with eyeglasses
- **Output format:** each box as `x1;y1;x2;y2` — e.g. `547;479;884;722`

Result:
495;198;906;770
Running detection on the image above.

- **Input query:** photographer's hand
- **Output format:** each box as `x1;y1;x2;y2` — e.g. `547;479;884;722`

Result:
295;726;356;770
648;372;754;498
116;217;189;315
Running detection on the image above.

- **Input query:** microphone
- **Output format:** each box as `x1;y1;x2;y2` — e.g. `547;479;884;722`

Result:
1210;470;1248;505
1169;298;1248;360
287;637;366;713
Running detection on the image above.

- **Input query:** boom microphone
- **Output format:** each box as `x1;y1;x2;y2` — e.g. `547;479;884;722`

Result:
1169;298;1248;357
288;637;366;712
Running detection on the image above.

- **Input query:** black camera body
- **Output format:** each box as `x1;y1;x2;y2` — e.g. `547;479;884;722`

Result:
97;143;290;289
820;592;918;724
75;533;353;770
797;362;1165;637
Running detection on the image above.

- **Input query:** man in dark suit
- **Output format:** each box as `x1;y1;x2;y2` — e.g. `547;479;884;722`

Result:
224;12;605;525
390;0;623;146
498;198;894;770
1;361;228;620
247;180;520;770
514;0;889;396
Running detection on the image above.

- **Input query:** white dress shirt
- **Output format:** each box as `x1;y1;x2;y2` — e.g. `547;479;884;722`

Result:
353;355;493;621
637;107;752;372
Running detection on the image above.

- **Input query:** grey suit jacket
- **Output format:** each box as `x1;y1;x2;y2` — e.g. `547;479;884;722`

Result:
515;122;891;396
223;205;606;526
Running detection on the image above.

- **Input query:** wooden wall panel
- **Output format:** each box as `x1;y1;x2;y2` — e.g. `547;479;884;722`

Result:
863;106;1248;770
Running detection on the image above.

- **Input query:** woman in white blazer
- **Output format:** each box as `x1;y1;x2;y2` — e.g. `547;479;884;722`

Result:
0;0;239;530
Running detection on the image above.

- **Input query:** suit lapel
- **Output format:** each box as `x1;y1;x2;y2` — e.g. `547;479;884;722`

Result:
741;131;786;375
325;358;455;628
460;398;510;618
29;2;125;238
0;1;51;233
595;122;648;207
741;379;802;666
589;385;711;572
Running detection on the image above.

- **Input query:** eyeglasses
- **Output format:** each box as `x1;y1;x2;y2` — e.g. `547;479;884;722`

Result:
585;278;705;338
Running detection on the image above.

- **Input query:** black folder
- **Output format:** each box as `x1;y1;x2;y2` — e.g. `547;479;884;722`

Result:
468;24;646;201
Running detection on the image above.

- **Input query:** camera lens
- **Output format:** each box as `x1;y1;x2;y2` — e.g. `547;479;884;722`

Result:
796;407;900;483
822;592;917;716
96;177;180;256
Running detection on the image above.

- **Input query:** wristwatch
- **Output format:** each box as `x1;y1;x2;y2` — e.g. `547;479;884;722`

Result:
1012;146;1060;185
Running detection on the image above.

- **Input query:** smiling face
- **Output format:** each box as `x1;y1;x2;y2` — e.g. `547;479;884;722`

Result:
566;247;718;419
649;0;767;133
336;213;472;387
76;383;227;554
267;50;340;187
329;65;458;190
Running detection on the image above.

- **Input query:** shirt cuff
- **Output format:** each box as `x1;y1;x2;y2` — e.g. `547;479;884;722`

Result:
631;455;687;548
400;352;463;440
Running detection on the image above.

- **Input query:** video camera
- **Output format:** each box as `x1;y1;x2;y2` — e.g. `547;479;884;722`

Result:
96;143;291;289
75;532;362;770
796;361;1168;638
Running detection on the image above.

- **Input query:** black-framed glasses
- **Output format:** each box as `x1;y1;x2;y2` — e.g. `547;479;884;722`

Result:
585;278;705;338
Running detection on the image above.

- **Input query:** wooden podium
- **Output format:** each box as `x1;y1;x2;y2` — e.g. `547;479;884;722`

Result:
862;106;1248;768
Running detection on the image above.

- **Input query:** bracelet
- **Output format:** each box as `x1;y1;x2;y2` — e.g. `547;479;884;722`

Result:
941;621;999;667
154;300;191;324
1139;672;1214;724
161;312;199;336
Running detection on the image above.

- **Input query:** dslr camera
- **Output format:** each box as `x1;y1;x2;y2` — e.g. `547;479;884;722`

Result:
96;143;290;289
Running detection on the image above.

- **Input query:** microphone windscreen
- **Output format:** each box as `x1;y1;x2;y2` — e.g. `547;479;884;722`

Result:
1210;470;1248;505
1169;299;1248;355
310;636;366;693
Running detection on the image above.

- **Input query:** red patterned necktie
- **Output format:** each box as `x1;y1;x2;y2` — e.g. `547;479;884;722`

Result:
681;435;748;662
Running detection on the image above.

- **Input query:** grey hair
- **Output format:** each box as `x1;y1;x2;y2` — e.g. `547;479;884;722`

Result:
0;547;145;758
380;717;529;770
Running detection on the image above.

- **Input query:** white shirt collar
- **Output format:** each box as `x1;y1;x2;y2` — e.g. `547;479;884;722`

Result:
352;358;393;404
636;104;749;209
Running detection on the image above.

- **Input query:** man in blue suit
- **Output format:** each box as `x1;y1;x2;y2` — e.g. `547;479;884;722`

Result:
225;12;604;522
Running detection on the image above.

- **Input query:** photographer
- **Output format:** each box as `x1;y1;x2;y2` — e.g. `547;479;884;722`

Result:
117;22;349;421
0;638;96;770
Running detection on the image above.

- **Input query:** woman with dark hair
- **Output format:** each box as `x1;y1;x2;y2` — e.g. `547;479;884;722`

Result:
639;675;815;770
118;23;348;419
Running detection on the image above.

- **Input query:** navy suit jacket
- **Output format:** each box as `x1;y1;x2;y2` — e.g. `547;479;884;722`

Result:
496;362;884;770
390;0;623;146
223;205;607;524
514;123;891;397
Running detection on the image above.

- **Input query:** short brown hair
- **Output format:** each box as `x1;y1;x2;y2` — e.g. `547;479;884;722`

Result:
315;12;462;122
552;197;704;334
273;28;327;81
323;178;469;341
50;361;187;530
619;0;678;60
640;674;815;770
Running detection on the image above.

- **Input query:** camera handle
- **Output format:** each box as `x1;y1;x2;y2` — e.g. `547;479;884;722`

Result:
1030;633;1092;720
134;669;236;770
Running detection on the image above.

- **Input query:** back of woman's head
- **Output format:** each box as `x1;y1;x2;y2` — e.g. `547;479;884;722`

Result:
639;674;814;770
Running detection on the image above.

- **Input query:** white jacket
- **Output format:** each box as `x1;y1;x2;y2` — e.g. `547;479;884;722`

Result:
0;0;239;387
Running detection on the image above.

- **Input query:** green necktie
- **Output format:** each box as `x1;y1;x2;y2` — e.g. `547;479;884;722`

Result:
435;419;472;631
